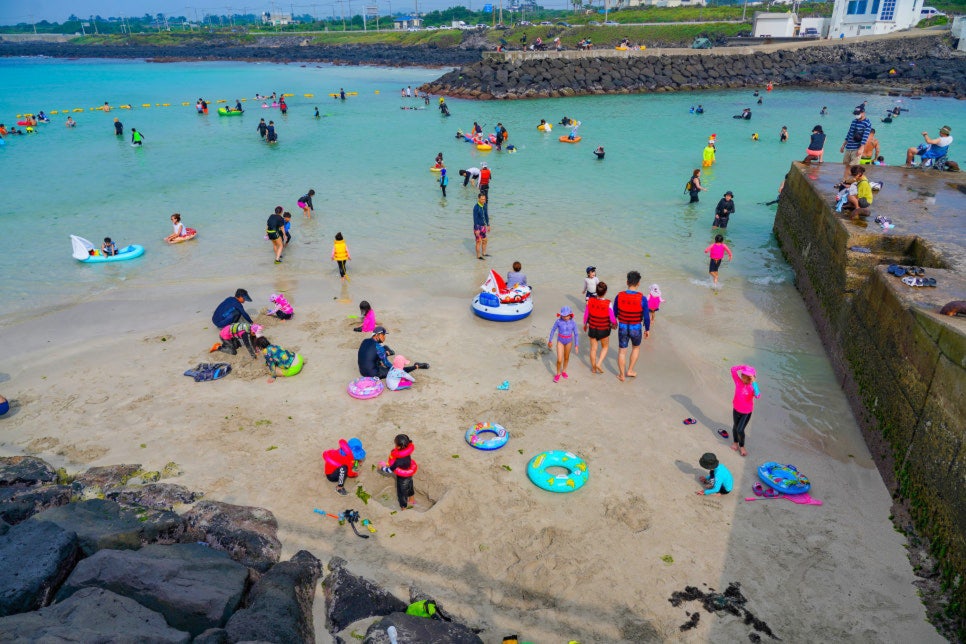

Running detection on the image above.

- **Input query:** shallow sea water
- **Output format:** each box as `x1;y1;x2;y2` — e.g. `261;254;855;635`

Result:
1;56;963;460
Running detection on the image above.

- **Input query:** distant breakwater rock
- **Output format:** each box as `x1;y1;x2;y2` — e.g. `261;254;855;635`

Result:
0;39;481;67
0;455;483;642
423;34;966;100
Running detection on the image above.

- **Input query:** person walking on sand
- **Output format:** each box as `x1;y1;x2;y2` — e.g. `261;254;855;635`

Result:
472;193;489;260
380;434;417;510
584;281;616;374
548;306;579;383
266;206;286;264
729;365;760;457
298;189;315;218
705;234;733;287
332;232;350;280
583;266;599;301
612;271;650;382
647;284;664;326
695;452;733;496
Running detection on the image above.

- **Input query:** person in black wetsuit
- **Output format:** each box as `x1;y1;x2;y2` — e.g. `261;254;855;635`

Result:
713;191;736;230
266;207;285;263
256;118;268;139
234;99;243;112
357;327;427;378
113;117;123;136
266;121;277;143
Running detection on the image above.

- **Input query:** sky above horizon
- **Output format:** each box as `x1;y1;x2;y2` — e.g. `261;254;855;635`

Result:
0;0;569;25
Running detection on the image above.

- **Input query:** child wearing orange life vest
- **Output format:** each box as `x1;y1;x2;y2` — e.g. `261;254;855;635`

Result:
381;434;417;509
332;232;350;280
322;438;365;496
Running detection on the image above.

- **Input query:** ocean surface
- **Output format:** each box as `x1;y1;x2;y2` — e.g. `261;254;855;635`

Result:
1;56;963;450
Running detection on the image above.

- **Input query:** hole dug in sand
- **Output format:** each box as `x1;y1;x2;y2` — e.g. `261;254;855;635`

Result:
374;485;436;513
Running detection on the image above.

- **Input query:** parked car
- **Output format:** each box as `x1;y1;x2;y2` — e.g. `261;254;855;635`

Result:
801;27;819;36
919;6;945;19
475;23;489;29
588;20;601;26
556;21;573;27
539;21;553;26
603;21;619;26
518;20;532;26
691;37;713;49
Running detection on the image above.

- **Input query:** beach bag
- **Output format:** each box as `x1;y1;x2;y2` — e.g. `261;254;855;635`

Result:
406;600;438;619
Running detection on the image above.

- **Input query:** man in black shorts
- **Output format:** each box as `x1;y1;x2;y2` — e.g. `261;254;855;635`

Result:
712;191;735;231
266;206;286;263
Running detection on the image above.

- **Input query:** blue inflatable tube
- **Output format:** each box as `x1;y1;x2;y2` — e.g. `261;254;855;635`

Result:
465;422;509;450
758;461;811;495
78;245;145;263
527;451;588;493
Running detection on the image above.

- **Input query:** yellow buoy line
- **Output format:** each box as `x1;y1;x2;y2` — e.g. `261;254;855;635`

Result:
19;90;392;117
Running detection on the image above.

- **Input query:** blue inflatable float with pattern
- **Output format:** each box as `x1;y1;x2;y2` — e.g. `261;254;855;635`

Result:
758;461;810;495
527;450;588;493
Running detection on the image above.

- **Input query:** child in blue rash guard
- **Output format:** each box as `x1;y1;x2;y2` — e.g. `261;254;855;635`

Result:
548;306;579;383
696;452;733;496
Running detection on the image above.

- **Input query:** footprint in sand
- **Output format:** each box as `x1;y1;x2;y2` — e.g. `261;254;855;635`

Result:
603;494;652;533
25;436;60;454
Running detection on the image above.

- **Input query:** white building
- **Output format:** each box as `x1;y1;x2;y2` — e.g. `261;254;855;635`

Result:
753;12;797;37
829;0;924;38
261;12;293;26
393;16;423;29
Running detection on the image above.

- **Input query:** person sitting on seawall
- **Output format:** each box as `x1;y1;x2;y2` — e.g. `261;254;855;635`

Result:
101;237;118;256
164;213;190;243
322;438;365;496
839;165;873;220
254;336;303;382
212;288;253;328
357;326;428;379
802;125;825;164
594;145;605;160
905;125;952;167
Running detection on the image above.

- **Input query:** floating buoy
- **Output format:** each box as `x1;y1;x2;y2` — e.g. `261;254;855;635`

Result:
216;99;226;103
182;102;190;106
50;110;59;114
73;108;84;113
374;90;380;94
120;105;131;109
283;93;294;97
161;103;170;107
142;103;151;108
304;93;314;97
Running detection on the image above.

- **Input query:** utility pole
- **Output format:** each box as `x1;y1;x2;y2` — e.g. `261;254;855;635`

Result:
338;0;346;30
30;14;37;34
499;0;503;26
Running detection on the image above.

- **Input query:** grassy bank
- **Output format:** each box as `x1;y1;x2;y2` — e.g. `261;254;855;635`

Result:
489;22;750;48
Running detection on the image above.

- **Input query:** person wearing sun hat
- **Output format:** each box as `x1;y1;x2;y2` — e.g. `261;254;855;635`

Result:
358;327;429;379
695;452;733;496
840;105;872;181
729;364;761;457
905;125;953;167
322;437;366;496
548;306;579;383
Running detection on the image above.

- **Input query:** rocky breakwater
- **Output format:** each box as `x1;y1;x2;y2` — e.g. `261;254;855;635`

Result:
423;33;966;99
0;35;482;67
0;455;484;642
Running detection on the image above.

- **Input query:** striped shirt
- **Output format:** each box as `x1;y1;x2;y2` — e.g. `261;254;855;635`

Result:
843;118;872;151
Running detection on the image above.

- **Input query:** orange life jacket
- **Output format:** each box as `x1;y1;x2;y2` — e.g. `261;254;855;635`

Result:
586;297;612;330
614;291;645;324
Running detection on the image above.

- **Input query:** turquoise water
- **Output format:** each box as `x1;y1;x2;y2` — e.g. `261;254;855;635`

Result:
1;56;963;322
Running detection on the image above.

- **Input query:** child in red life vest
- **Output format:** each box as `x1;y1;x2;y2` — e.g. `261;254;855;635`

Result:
381;434;418;510
322;438;365;496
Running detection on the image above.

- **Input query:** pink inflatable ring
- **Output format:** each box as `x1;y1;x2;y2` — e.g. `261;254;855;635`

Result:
347;377;384;400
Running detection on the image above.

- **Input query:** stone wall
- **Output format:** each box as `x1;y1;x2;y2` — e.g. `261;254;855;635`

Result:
773;163;966;628
423;33;966;99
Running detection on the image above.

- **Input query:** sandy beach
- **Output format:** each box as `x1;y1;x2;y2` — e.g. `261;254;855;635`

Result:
0;259;943;642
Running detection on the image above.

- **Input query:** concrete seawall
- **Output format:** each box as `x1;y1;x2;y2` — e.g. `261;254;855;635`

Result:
773;162;966;622
424;32;966;99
